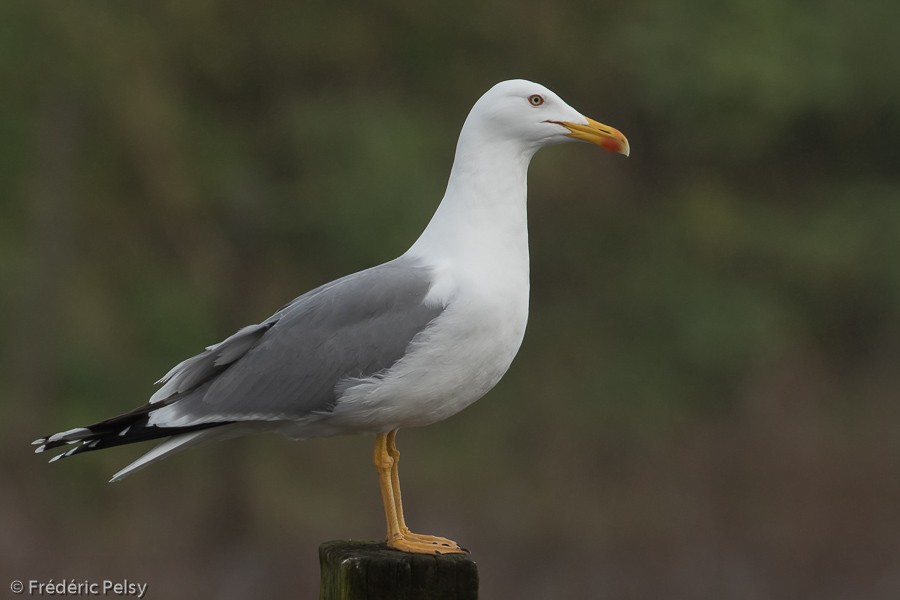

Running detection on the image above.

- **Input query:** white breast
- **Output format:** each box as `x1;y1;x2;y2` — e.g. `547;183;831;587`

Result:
325;251;529;433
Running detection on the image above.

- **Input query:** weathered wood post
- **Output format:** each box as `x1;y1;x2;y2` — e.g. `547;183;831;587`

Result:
319;540;479;599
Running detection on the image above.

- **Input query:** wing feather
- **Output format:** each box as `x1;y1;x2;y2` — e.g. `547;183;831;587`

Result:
147;256;444;427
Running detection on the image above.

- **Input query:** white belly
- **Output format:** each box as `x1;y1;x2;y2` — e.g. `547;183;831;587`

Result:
323;278;529;434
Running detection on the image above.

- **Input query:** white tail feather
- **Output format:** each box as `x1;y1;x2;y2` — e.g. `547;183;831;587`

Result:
108;431;210;482
107;423;256;482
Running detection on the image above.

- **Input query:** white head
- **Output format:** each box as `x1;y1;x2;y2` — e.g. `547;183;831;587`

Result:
459;79;630;157
408;79;628;262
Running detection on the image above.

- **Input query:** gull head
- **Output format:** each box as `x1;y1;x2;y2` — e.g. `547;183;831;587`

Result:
462;79;630;157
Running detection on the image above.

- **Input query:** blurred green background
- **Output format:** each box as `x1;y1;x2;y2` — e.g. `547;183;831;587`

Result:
3;1;899;598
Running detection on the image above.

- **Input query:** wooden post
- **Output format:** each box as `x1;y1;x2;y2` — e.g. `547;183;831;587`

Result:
319;540;479;600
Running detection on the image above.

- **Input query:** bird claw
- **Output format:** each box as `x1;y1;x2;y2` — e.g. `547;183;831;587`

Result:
387;532;467;555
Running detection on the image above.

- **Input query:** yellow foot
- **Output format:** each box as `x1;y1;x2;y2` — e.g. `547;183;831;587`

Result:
402;529;465;551
387;533;468;555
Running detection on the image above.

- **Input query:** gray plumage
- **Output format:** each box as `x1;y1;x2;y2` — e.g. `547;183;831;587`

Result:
34;255;444;458
152;256;443;425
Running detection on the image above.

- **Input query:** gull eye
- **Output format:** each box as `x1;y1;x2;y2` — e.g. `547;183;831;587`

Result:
528;94;544;107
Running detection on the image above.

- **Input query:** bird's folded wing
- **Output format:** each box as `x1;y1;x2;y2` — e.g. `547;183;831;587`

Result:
146;256;446;428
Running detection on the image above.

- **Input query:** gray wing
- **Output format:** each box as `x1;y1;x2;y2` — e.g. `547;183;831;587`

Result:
148;255;444;427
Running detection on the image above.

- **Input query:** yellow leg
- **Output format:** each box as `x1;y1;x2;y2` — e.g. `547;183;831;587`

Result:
387;431;463;551
374;431;466;555
374;432;402;541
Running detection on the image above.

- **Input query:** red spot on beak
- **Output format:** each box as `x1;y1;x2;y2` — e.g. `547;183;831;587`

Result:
600;136;625;153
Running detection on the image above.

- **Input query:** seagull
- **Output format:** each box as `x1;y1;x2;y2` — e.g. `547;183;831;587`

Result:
33;79;629;555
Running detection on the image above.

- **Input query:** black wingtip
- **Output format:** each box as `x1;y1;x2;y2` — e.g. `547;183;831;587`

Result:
34;397;233;464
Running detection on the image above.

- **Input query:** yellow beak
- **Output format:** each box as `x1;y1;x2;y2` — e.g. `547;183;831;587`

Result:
558;116;630;156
